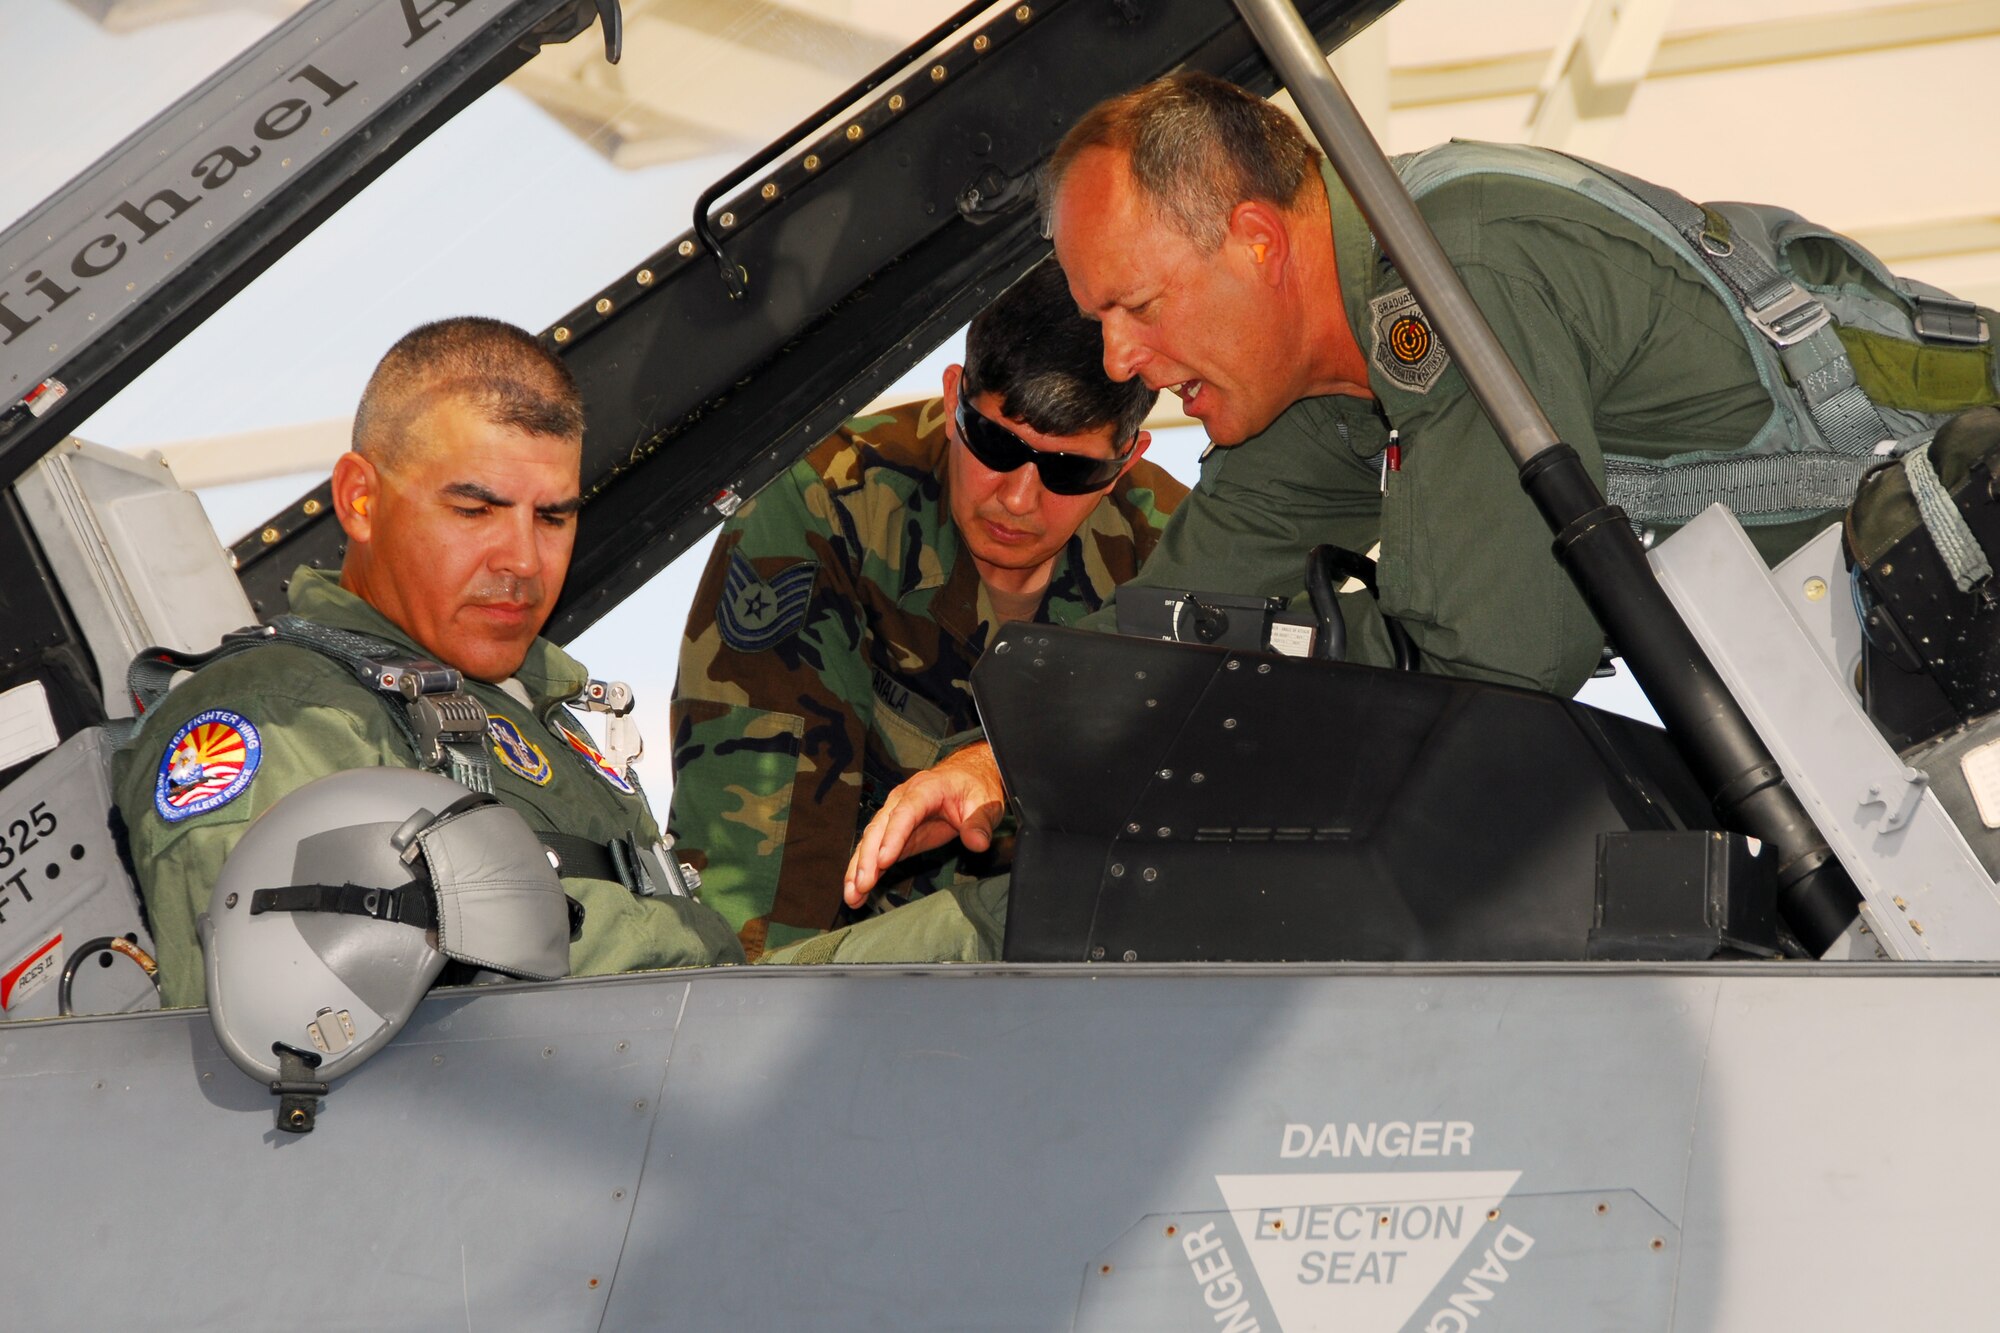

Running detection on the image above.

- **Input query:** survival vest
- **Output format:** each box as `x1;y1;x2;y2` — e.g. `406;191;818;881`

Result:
1392;142;1999;530
122;616;696;898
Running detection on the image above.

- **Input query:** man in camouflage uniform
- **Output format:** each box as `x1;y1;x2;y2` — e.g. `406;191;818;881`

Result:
117;317;742;1007
669;260;1187;959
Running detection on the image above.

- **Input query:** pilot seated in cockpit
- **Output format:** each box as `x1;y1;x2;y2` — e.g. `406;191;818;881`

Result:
115;316;742;1007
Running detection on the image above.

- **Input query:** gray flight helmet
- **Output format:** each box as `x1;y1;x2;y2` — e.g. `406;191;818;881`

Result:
201;768;573;1086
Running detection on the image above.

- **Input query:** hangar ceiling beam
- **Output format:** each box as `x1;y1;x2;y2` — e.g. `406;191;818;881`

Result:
1848;214;2000;265
503;0;907;167
1525;0;1674;153
1396;0;2000;108
152;417;351;491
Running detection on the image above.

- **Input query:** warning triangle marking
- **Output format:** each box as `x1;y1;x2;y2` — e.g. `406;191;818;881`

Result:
1215;1170;1521;1333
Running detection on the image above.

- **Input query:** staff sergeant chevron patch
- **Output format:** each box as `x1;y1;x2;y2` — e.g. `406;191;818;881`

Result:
717;549;818;653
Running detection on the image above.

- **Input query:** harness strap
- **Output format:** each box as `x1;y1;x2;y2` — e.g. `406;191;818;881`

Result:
250;881;437;929
539;827;696;899
539;831;620;883
252;846;587;944
1912;295;1990;346
126;615;493;792
120;623;279;739
262;616;492;793
1604;451;1892;529
1903;437;1993;592
1391;145;1981;529
127;625;664;911
1587;161;1892;459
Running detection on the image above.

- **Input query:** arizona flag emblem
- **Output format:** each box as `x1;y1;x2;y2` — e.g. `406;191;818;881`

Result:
559;723;636;794
154;709;262;822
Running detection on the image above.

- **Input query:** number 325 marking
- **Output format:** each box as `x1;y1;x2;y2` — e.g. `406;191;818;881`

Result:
0;802;60;872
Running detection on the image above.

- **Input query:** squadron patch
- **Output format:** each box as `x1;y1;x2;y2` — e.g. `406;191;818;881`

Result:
487;714;553;786
717;549;817;653
558;723;636;794
1369;287;1451;394
154;709;262;822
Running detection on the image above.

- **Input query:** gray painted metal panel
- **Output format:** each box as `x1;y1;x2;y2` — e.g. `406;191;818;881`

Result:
1651;505;2000;958
1676;973;2000;1329
6;965;2000;1330
3;976;690;1331
0;729;158;1020
629;969;1711;1333
15;437;255;717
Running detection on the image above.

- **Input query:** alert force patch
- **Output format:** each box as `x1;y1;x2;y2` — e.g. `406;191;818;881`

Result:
1368;287;1451;394
487;714;553;786
718;549;817;654
154;709;262;822
557;722;636;795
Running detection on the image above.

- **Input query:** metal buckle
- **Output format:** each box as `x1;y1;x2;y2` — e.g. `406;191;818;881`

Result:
652;836;700;899
1912;296;1990;347
575;679;634;715
358;656;460;699
1745;284;1832;348
407;691;486;768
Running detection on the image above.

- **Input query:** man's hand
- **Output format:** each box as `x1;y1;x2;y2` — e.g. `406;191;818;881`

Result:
844;742;1006;908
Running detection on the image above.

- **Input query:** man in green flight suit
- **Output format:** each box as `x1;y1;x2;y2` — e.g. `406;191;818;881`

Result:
837;70;2000;944
668;259;1187;959
117;316;742;1008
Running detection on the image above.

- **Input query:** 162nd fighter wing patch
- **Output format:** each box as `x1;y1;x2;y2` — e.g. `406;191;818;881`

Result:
717;548;818;653
1368;287;1451;394
154;709;261;822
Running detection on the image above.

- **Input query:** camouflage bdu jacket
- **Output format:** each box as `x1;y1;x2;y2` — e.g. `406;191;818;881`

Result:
115;567;743;1008
669;398;1187;958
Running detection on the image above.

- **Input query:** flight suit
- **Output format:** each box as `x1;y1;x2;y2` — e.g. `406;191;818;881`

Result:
669;398;1186;959
1097;149;2000;698
115;567;743;1008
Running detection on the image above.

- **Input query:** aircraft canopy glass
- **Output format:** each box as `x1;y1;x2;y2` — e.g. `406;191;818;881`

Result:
7;0;1000;525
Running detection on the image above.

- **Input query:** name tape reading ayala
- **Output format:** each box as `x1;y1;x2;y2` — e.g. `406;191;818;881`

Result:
1178;1120;1535;1333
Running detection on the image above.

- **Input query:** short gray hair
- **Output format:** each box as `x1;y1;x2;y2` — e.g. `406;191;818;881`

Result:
353;316;582;470
1042;71;1320;251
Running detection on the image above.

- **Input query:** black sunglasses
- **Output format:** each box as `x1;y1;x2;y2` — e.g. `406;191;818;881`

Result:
953;396;1135;496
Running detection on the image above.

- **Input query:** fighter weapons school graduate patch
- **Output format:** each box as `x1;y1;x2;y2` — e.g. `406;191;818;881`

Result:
556;721;636;795
1368;287;1451;394
487;714;553;786
154;709;262;822
717;548;817;653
